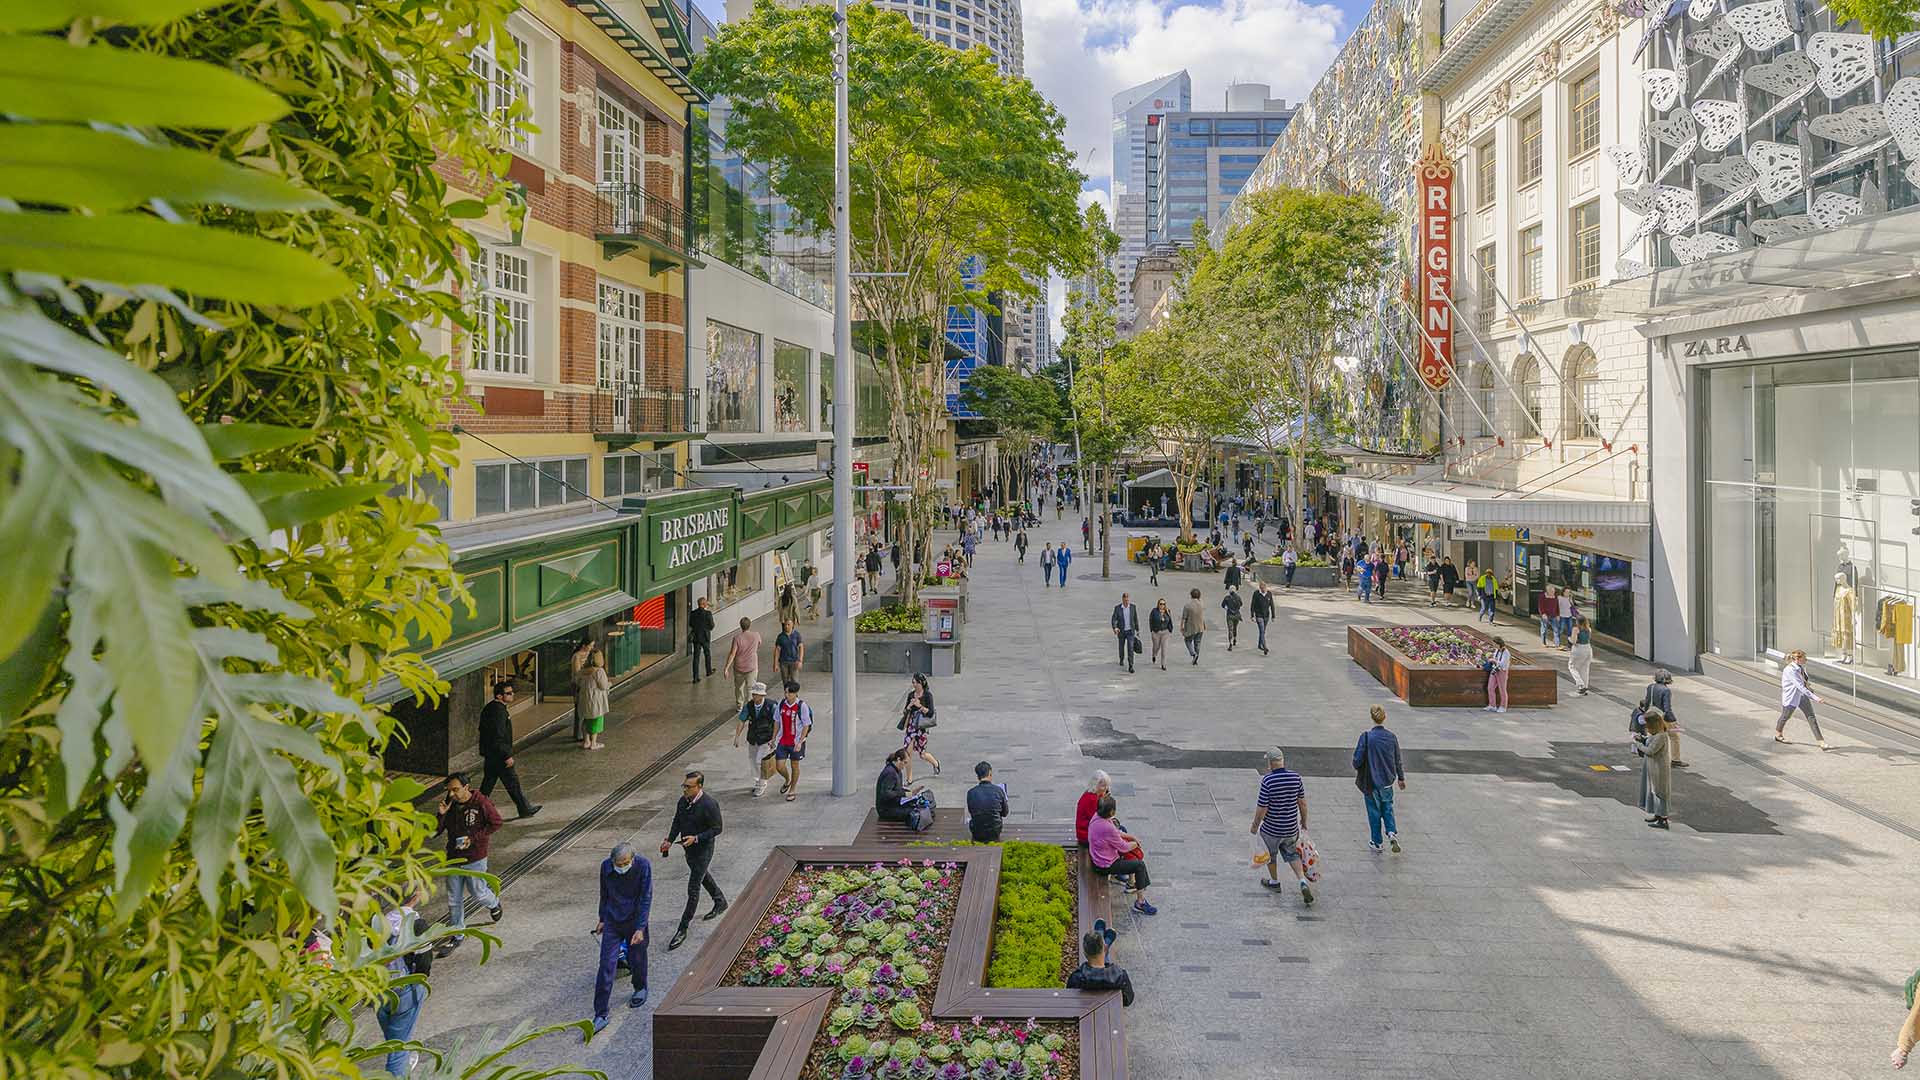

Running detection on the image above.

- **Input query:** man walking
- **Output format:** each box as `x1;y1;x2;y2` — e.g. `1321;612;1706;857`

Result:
1180;588;1206;665
774;619;804;688
864;544;883;595
731;681;776;798
1110;592;1140;674
688;596;715;683
1015;529;1028;562
591;842;652;1031
1042;542;1055;587
661;771;726;951
1352;705;1407;854
434;773;503;955
966;761;1009;842
477;681;540;820
771;681;813;800
1250;749;1314;905
1055;542;1072;589
724;616;761;709
1250;582;1274;655
1220;587;1244;651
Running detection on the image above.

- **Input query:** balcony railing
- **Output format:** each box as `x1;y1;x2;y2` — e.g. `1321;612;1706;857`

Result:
589;388;688;438
594;183;696;268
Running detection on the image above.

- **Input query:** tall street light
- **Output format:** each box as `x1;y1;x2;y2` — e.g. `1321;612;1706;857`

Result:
829;0;856;797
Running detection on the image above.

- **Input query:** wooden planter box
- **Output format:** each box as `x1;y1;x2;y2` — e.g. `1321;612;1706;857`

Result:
1347;624;1558;707
655;844;1125;1080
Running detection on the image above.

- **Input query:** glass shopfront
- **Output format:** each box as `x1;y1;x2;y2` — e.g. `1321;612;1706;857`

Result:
1701;351;1920;713
1542;545;1633;643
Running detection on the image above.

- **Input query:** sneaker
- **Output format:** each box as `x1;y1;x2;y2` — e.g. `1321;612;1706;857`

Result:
1367;841;1382;854
1260;878;1287;889
701;901;729;921
751;782;767;798
1131;899;1158;916
629;989;649;1008
433;937;463;958
489;904;504;922
404;1051;419;1075
1299;883;1314;905
668;928;688;950
591;1015;609;1034
1388;836;1401;854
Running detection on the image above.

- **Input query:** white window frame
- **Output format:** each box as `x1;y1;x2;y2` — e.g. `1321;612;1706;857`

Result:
473;31;533;154
1570;200;1601;286
470;244;532;378
602;449;676;498
597;92;645;190
1517;109;1543;187
1567;70;1601;161
1518;224;1543;301
474;455;588;517
597;279;647;430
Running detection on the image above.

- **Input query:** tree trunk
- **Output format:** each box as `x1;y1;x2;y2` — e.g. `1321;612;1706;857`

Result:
1099;464;1112;578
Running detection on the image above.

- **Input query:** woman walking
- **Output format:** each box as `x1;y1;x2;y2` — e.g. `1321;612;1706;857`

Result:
900;672;941;780
1484;636;1511;713
1635;709;1674;829
1149;598;1174;670
1568;615;1595;694
1777;649;1831;749
579;647;611;750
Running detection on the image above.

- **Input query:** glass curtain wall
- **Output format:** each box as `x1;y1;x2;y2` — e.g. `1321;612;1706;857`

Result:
1702;352;1920;713
706;320;760;432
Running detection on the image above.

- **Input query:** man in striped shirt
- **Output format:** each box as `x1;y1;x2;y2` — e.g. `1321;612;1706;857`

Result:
1251;748;1313;905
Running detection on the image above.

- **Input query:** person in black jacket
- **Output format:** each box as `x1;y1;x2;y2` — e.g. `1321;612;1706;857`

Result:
875;747;924;824
1065;930;1135;1006
1220;588;1244;651
1148;599;1174;670
688;596;716;683
659;771;725;951
1249;582;1275;656
1639;669;1689;768
1223;558;1244;590
966;761;1008;842
591;842;652;1029
477;681;540;819
1110;592;1140;674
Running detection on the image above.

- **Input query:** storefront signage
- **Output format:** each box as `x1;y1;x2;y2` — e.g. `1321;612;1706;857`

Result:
657;505;730;569
1680;335;1751;358
1417;143;1455;392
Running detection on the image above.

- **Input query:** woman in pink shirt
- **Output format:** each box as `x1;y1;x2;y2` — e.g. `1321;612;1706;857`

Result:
1087;796;1157;916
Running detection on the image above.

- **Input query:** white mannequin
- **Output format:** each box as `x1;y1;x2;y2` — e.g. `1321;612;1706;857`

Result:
1831;570;1858;662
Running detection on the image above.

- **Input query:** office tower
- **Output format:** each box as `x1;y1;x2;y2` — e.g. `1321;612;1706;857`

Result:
1110;70;1191;329
1143;84;1294;249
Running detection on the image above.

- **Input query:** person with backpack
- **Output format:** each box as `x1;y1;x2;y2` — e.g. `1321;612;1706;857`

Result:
375;888;432;1075
591;842;653;1031
771;681;814;801
1220;587;1244;650
1352;705;1407;854
1474;567;1498;622
731;682;777;798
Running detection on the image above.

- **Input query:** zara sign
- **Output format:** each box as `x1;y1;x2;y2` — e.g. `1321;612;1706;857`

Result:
1418;144;1455;391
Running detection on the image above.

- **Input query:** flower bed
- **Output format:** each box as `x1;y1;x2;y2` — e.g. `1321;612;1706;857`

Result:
806;1017;1079;1080
1370;625;1496;666
1348;624;1557;707
724;860;962;1002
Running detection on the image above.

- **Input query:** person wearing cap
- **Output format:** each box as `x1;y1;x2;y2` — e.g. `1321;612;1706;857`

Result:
731;681;777;798
966;761;1009;842
1251;748;1314;905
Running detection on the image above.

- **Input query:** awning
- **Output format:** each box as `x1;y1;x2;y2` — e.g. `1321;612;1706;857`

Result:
368;590;641;705
1329;475;1648;529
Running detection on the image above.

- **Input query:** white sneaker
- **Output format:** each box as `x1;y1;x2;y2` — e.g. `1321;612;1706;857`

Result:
751;782;767;798
1496;707;1508;714
1367;841;1382;854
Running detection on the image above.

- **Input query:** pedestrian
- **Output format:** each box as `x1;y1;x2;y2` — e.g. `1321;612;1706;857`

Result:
1558;590;1575;650
804;563;823;619
774;619;805;688
660;771;726;951
432;772;502;955
1015;529;1028;562
374;888;430;1075
724;616;761;709
864;544;883;595
1484;636;1511;713
1223;557;1243;591
1242;532;1255;562
1776;649;1830;749
966;761;1008;843
1250;748;1314;905
1424;556;1441;605
1569;615;1595;695
477;681;541;819
1088;795;1158;916
1081;517;1091;552
899;673;940;781
1539;586;1560;646
1340;548;1355;588
891;540;901;577
1110;591;1140;674
1180;588;1206;665
1250;582;1274;655
777;581;799;627
570;638;594;742
1221;587;1243;650
1439;556;1460;606
1065;929;1135;1004
1075;771;1111;845
579;647;611;751
1041;542;1055;586
731;681;776;798
1475;566;1498;622
1634;709;1674;829
1148;543;1160;586
1372;551;1389;599
1894;979;1920;1069
688;596;715;683
1358;552;1374;603
772;680;814;801
590;842;652;1031
1282;544;1297;588
1352;705;1406;854
1055;542;1072;588
1149;599;1173;669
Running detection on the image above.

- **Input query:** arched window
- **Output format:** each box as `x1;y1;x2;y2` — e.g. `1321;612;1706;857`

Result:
1562;345;1600;441
1475;364;1496;436
1512;353;1542;433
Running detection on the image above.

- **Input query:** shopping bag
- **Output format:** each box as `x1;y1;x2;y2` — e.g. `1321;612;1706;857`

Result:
1297;832;1321;883
1249;834;1270;867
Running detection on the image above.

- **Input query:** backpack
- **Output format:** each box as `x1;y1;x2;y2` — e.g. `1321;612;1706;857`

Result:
908;800;936;832
745;701;776;746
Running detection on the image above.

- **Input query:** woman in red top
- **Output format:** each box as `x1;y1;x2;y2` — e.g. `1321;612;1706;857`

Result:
1075;770;1111;845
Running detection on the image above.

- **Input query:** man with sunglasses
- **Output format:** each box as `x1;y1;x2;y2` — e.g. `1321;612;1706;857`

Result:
660;771;726;951
477;680;540;820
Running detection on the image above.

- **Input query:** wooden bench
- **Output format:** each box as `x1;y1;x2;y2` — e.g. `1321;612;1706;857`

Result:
851;807;1080;847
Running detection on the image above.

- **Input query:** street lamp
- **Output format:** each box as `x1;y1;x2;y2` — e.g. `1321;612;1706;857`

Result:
829;0;855;798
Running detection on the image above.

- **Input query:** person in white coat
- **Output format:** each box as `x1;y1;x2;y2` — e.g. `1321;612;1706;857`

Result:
1776;649;1830;750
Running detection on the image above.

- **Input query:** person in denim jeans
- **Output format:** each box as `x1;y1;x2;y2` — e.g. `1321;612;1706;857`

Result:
375;890;429;1075
1538;587;1560;646
1352;705;1407;854
434;773;502;956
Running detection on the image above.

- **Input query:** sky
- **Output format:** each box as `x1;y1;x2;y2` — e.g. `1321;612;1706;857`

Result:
689;0;1371;344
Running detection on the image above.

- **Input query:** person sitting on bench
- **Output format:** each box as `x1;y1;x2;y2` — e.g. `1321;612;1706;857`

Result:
966;761;1008;842
875;747;925;824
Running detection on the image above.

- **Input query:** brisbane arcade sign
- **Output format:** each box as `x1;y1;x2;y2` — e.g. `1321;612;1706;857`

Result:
658;504;730;569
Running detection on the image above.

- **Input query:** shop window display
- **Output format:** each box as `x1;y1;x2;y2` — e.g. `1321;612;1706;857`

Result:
1702;353;1920;713
710;557;763;610
773;339;810;432
707;320;761;433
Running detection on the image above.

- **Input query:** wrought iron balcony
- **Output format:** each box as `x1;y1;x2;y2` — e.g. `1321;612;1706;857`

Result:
588;387;691;447
594;183;700;272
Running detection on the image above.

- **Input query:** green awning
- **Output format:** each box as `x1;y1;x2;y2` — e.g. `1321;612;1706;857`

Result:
369;590;640;705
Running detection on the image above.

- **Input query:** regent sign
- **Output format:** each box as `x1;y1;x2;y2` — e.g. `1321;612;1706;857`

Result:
1418;144;1455;392
657;504;730;570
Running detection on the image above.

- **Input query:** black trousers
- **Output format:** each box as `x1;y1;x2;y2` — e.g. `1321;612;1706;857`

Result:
1116;630;1136;670
678;844;726;930
479;757;532;815
1096;856;1150;890
689;640;712;680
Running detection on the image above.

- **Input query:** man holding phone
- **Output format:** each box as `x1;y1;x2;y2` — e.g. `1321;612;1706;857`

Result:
434;773;503;956
660;771;726;951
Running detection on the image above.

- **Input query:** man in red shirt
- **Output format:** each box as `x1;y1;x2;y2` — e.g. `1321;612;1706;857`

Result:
771;680;813;801
434;772;503;955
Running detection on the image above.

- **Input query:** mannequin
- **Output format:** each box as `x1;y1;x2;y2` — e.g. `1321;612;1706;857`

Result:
1831;571;1858;661
1835;547;1857;590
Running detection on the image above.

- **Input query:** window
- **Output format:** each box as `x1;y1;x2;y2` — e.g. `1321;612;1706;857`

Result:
597;93;644;189
598;280;646;428
1188;118;1211;134
936;32;951;44
472;32;532;153
1568;72;1601;159
1475;243;1497;332
1517;110;1543;186
1570;201;1601;286
1513;354;1542;432
710;557;762;609
475;456;587;516
1263;118;1291;134
390;474;451;521
1518;224;1543;301
706;319;761;432
1475;140;1496;208
1216;119;1259;134
773;339;810;432
935;15;949;27
469;245;531;376
602;449;676;498
1562;346;1600;440
820;352;835;430
1475;365;1496;437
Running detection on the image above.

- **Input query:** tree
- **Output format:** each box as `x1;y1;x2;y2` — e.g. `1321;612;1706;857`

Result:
1829;0;1920;38
1121;319;1250;545
0;3;589;1076
1058;203;1135;577
959;363;1062;503
697;1;1085;601
1185;187;1392;547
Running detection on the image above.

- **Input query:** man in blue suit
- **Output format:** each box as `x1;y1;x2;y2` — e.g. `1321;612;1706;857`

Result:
592;842;653;1030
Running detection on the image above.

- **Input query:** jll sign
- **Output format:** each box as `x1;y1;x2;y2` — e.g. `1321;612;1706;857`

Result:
1418;144;1454;392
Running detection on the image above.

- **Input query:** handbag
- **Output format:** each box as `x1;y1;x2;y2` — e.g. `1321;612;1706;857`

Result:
1131;635;1143;655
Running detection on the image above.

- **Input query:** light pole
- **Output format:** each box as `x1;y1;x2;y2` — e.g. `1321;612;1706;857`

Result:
829;0;856;798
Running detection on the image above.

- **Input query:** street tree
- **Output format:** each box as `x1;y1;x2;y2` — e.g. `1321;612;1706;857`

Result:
1121;316;1251;545
1058;203;1135;577
696;1;1085;600
0;3;590;1076
1185;186;1392;547
959;363;1063;504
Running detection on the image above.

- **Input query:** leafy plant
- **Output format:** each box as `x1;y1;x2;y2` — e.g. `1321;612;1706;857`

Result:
856;607;926;634
1829;0;1920;39
983;842;1072;988
0;0;529;1075
888;1001;924;1031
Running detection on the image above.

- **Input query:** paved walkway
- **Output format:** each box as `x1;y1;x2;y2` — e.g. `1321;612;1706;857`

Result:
405;519;1920;1080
